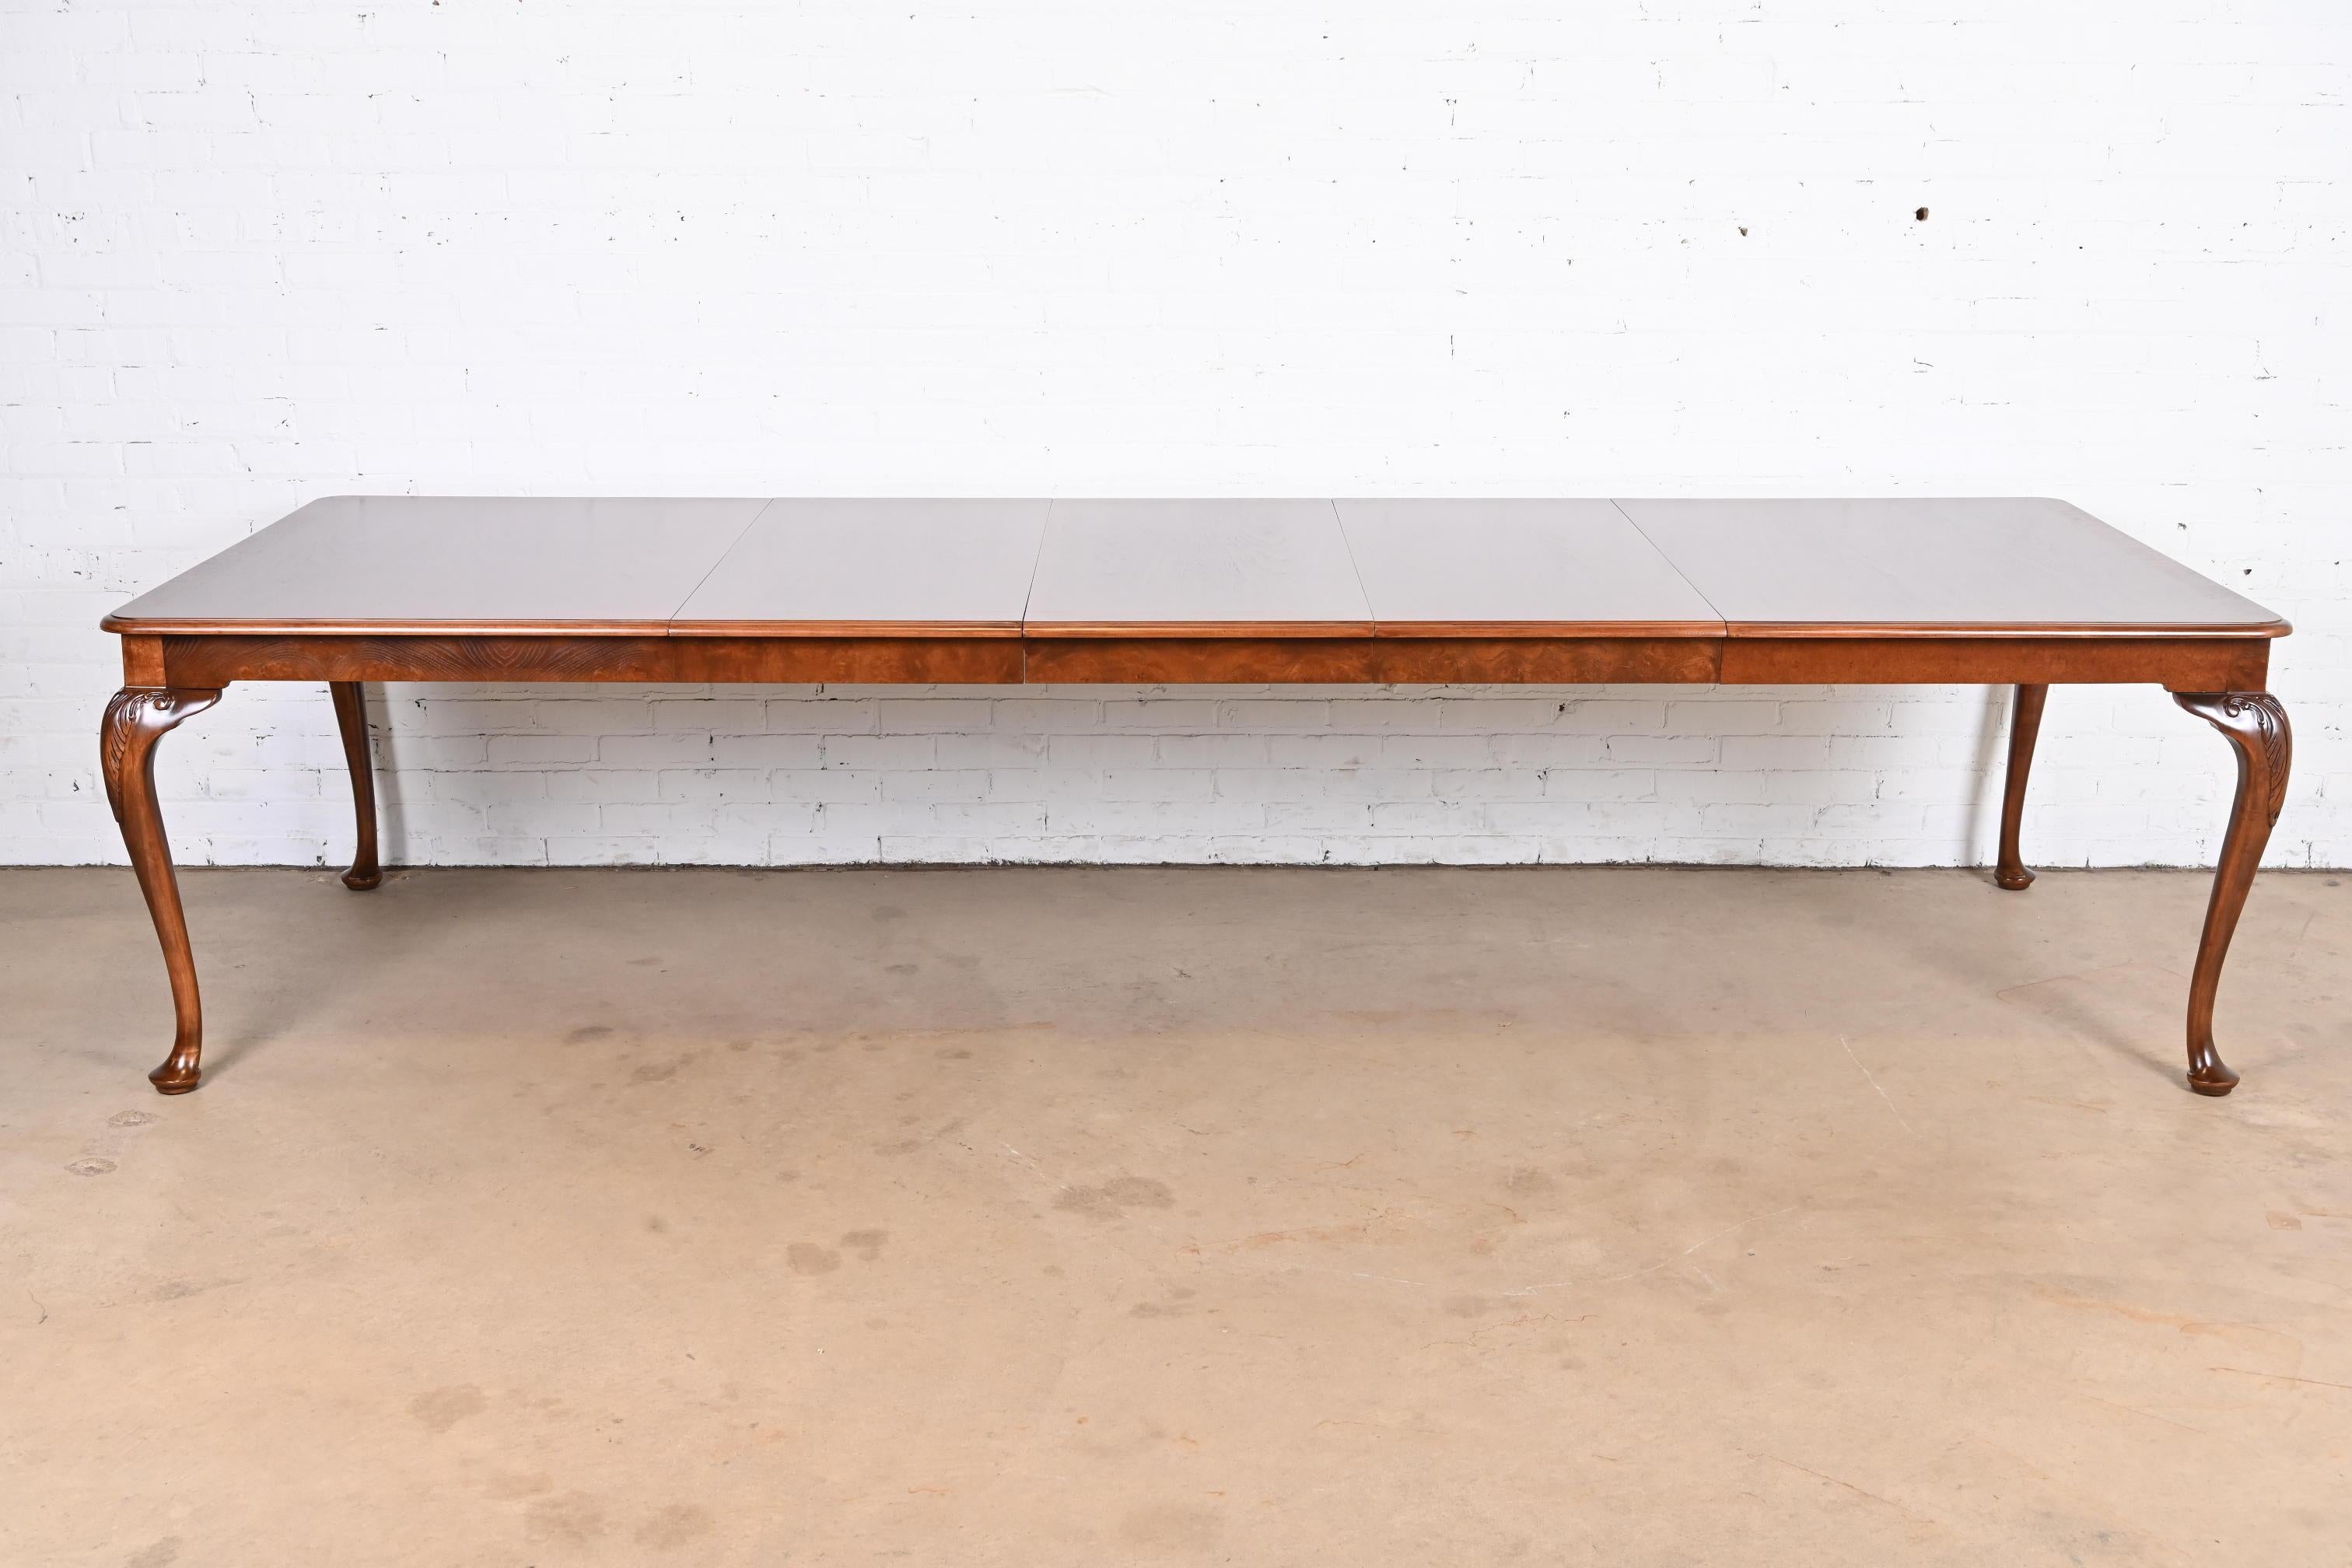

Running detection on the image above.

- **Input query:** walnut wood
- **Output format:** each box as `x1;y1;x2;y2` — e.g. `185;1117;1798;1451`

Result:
121;634;166;686
160;634;1024;687
667;621;1027;640
1718;621;2284;640
1026;500;1372;634
2172;692;2291;1097
101;496;2301;1104
1370;636;1722;684
1028;634;1730;684
1996;684;2048;891
152;628;2273;691
1617;497;2287;635
101;495;768;635
1024;637;1383;684
1025;634;1726;684
1717;635;2269;691
107;496;2290;646
1336;499;1724;634
163;634;677;685
674;637;1025;684
672;499;1048;631
329;681;382;891
154;629;2273;691
102;687;222;1095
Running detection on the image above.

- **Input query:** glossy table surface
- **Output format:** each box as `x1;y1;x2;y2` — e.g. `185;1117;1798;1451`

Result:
106;495;772;633
106;495;2285;639
1616;497;2280;634
1026;499;1370;634
1338;499;1723;635
673;499;1048;635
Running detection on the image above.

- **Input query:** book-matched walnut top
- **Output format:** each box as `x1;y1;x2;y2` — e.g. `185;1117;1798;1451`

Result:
105;495;2287;640
1338;499;1724;636
104;496;772;635
673;499;1049;635
1615;497;2280;635
1024;500;1370;635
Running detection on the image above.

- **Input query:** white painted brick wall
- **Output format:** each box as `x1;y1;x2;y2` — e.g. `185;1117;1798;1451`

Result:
3;2;2346;871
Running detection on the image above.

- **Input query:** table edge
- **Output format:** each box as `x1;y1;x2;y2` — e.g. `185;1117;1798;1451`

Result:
100;614;684;637
105;615;2291;642
1017;620;1377;639
114;625;2278;694
1724;618;2292;640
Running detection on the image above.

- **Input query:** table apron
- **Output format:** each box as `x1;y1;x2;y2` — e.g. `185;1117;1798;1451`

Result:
150;634;1027;687
1718;635;2270;691
142;631;2268;693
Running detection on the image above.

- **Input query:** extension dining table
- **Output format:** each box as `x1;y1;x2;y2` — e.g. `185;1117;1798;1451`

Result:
100;497;2291;1098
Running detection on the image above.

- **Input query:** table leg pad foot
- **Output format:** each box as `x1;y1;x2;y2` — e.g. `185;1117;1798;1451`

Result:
149;1055;202;1095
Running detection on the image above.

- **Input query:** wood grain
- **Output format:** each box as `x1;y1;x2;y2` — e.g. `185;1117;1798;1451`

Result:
1996;684;2047;891
2172;691;2293;1096
120;634;166;686
329;681;382;891
156;628;2271;692
1024;637;1383;684
1617;497;2287;635
1339;499;1722;635
672;638;1024;684
103;495;768;634
1717;635;2270;691
103;495;2301;1107
1026;500;1371;633
160;634;1026;687
162;635;678;685
100;687;221;1094
1369;636;1721;684
673;499;1048;633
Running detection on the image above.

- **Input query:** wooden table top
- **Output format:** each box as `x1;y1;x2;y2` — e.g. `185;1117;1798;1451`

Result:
104;496;770;635
105;495;2286;641
1616;497;2280;635
1339;499;1724;636
1025;499;1370;635
673;499;1048;637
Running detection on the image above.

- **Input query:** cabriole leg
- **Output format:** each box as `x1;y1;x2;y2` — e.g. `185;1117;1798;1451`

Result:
2172;691;2292;1097
1996;682;2048;890
102;686;224;1094
329;681;382;890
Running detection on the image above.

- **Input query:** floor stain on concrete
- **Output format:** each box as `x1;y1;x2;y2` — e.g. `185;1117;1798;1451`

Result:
410;1384;488;1434
635;1503;715;1548
479;1471;553;1500
524;1491;607;1546
1055;1176;1178;1220
5;865;2347;1564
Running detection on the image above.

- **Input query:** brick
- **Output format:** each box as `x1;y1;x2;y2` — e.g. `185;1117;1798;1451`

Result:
5;8;2343;873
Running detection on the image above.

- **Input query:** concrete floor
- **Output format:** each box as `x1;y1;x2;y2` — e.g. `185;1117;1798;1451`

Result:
2;865;2347;1565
